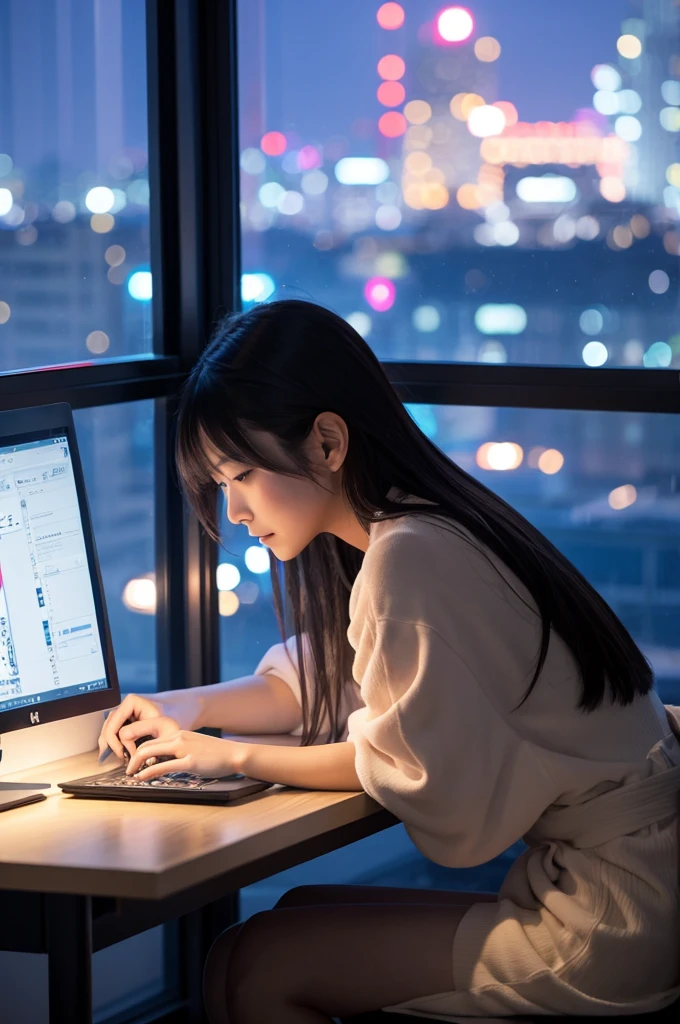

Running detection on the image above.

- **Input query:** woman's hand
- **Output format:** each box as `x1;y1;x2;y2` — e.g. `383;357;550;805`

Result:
98;690;204;761
125;731;245;781
118;715;183;761
98;693;166;760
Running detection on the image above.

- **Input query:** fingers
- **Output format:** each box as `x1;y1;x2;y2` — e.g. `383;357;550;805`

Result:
127;755;188;783
97;694;163;760
98;695;137;759
126;736;181;777
118;718;169;760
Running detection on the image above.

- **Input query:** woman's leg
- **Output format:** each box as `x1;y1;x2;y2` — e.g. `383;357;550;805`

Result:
204;922;247;1024
203;885;498;1022
273;884;498;910
224;899;472;1023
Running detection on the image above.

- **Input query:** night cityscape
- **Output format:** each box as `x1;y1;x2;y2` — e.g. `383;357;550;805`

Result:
1;0;680;922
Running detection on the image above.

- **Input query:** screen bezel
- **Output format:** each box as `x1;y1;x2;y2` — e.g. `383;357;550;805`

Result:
0;402;121;735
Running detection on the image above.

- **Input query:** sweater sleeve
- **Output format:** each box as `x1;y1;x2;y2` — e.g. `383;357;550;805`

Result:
253;634;312;737
254;633;362;740
346;534;557;866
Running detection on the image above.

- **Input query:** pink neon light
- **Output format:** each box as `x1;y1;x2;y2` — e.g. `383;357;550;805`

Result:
364;277;396;312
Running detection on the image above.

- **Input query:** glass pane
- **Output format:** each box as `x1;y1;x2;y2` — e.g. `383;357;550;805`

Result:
221;404;679;899
0;0;152;371
238;0;680;368
405;403;680;702
74;400;156;693
219;511;279;683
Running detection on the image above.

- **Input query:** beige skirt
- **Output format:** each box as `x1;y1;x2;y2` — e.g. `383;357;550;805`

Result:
382;729;680;1020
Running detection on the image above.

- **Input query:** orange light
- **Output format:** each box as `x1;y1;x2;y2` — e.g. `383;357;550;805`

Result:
493;101;518;127
377;2;405;29
478;162;505;182
480;127;628;168
475;443;494;470
404;100;432;124
663;230;680;254
377;81;405;107
377;54;406;80
422;183;449;209
449;93;467;120
600;176;626;202
456;183;481;209
379;111;407;137
460;93;485;119
537;449;564;475
404;151;432;174
474;36;501;62
403;184;425;209
612;225;633;248
260;131;287;156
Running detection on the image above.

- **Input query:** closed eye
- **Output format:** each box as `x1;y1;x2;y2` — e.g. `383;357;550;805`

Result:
233;470;252;484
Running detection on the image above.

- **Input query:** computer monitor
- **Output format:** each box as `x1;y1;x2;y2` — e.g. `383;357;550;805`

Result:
0;402;120;749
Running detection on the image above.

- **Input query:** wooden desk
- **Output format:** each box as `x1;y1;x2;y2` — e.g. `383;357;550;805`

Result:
0;746;399;1024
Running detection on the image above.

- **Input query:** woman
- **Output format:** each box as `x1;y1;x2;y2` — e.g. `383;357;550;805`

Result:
100;300;680;1024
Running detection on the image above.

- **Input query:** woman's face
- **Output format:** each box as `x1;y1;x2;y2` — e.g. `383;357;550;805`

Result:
205;418;370;558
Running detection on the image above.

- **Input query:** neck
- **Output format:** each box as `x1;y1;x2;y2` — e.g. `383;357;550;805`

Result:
326;502;371;552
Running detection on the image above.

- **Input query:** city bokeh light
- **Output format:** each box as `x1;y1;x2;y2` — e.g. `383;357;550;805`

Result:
364;276;396;311
377;81;406;106
376;2;405;29
378;111;407;137
260;131;287;156
434;6;474;43
474;36;501;61
377;54;405;80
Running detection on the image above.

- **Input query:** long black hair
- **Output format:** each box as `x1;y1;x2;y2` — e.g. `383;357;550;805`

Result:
175;299;653;745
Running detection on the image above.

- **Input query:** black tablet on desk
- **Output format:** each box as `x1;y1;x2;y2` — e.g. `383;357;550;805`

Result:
59;766;273;804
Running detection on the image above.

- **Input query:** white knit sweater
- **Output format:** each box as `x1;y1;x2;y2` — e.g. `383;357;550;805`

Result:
255;490;670;865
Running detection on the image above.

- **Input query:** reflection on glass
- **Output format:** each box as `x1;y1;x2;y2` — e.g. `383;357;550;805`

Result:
238;0;680;366
0;0;151;371
74;401;156;693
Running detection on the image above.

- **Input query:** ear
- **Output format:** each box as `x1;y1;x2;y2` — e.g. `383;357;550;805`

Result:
314;412;348;462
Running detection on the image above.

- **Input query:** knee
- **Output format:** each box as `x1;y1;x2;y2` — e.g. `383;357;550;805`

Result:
203;921;246;1024
273;885;321;910
221;912;287;1016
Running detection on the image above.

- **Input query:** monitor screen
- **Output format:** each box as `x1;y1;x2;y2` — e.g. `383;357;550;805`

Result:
0;430;110;717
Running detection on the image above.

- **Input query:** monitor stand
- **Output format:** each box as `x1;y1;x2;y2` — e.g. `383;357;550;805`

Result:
0;781;51;812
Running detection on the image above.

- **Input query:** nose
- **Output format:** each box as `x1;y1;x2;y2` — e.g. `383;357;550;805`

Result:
224;494;249;528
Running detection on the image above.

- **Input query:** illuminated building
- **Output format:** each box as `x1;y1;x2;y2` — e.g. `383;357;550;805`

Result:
397;7;502;213
607;7;680;205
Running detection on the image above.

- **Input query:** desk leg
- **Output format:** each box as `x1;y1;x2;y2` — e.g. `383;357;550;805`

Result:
45;894;92;1024
177;892;240;1023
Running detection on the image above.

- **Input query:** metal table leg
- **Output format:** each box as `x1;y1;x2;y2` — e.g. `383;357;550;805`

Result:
46;893;92;1024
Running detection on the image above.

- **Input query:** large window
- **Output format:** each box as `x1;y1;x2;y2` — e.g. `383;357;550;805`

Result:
0;0;152;372
238;0;680;367
2;1;679;1020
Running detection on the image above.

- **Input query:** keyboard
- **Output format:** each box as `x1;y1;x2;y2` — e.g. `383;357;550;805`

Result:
84;766;246;791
